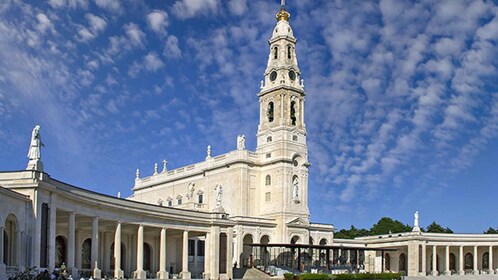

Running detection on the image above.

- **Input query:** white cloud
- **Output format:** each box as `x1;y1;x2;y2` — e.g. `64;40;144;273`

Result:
49;0;88;9
172;0;220;19
36;13;54;33
94;0;122;14
144;52;164;72
86;13;107;33
147;10;169;35
228;0;247;16
124;23;145;47
163;35;182;59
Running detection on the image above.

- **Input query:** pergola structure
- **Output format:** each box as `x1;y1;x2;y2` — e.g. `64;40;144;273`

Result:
250;243;397;275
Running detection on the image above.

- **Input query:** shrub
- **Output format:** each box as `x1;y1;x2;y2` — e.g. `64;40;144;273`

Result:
299;273;331;280
332;272;402;279
284;273;295;280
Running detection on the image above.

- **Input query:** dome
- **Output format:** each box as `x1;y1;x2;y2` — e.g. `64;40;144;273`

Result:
271;20;294;40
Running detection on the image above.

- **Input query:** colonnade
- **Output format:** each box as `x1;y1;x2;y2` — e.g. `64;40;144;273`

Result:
39;202;233;280
426;244;495;276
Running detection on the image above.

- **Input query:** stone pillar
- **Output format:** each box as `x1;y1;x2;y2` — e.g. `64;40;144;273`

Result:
458;246;464;275
114;222;124;279
67;212;78;277
158;227;168;279
135;224;146;279
194;239;198;269
203;232;211;279
235;229;243;268
473;246;479;275
445;246;450;275
48;198;57;272
227;227;234;279
181;230;191;279
421;243;426;276
91;217;101;278
407;242;419;277
489;246;494;274
432;245;438;276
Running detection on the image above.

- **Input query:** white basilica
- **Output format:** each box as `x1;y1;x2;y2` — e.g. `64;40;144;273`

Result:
1;3;498;280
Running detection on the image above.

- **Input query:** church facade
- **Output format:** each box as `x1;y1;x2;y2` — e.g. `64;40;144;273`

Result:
1;3;498;280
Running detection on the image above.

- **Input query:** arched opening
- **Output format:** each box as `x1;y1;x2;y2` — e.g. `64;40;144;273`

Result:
399;253;406;271
219;233;227;273
292;175;299;201
385;253;391;271
482;252;489;269
265;175;271;186
242;234;253;268
319;239;327;266
81;238;92;269
309;237;314;245
464;252;473;270
55;236;67;268
450;253;456;271
418;245;423;273
267;102;274;122
260;235;270;269
319;239;327;246
287;45;292;59
144;242;152;272
430;254;440;272
110;242;126;271
4;214;18;266
290;101;296;125
274;46;278;59
290;236;299;245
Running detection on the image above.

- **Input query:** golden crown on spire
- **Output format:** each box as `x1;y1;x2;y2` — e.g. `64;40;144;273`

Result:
276;5;290;21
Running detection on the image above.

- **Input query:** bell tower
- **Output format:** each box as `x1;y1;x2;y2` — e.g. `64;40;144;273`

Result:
255;2;310;238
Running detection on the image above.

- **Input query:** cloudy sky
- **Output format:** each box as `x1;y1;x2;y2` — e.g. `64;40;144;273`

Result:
1;0;497;233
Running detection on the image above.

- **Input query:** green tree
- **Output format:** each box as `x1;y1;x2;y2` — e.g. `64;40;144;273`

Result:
484;227;498;234
425;221;453;233
334;225;370;239
369;217;412;235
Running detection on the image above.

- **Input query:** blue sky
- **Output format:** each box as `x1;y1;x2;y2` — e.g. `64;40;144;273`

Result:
1;0;497;233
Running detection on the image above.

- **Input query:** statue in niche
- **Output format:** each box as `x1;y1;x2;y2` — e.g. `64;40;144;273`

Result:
237;135;246;150
27;125;44;160
267;102;274;122
187;183;195;200
215;184;223;207
292;177;299;201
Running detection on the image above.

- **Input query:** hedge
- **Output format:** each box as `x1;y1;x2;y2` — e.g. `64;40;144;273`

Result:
332;273;402;279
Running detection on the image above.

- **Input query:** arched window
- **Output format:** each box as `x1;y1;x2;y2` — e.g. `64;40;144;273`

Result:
267;102;274;122
399;253;406;271
55;236;66;267
287;45;292;59
482;252;489;269
385;253;391;270
3;229;8;265
110;242;126;271
81;238;92;269
464;252;473;269
177;195;182;205
274;46;278;59
450;253;456;270
290;101;296;125
265;175;271;186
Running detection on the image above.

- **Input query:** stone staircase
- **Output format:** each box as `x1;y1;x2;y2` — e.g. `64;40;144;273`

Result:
233;268;273;279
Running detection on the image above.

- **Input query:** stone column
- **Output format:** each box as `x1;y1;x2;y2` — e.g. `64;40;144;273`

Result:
158;227;168;279
473;246;479;275
445;246;450;275
227;227;234;279
203;232;211;279
48;198;57;272
432;245;438;276
91;217;101;278
210;227;220;278
194;239;198;269
67;212;78;277
458;246;464;275
489;246;494;274
0;226;4;264
114;222;124;279
135;224;146;279
181;230;191;279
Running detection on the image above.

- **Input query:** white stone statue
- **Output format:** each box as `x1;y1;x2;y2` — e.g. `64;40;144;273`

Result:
162;159;168;173
292;177;299;201
237;135;246;150
154;163;158;175
414;211;419;227
136;169;140;180
215;184;223;207
27;125;44;160
187;183;195;200
206;145;212;159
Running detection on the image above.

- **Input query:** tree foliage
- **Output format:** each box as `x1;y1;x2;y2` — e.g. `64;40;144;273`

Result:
334;225;369;239
369;217;412;236
484;227;498;234
425;221;453;233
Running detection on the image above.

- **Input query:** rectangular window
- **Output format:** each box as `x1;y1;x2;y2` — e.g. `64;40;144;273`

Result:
197;240;205;257
266;153;271;158
177;199;182;205
293;135;298;141
167;200;172;207
198;194;203;204
188;240;195;256
265;192;271;202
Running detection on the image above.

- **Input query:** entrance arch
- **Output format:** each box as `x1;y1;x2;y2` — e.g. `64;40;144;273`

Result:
399;253;406;272
144;243;151;271
4;214;19;266
242;234;254;267
110;242;126;271
81;238;92;269
55;236;67;267
290;236;299;245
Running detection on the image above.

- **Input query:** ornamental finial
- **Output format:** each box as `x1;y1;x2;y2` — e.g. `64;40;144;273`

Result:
276;0;290;21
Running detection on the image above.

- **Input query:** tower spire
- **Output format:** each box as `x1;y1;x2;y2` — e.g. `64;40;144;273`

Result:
276;0;290;21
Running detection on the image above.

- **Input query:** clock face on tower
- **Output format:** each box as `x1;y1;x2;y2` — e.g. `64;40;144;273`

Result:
289;70;296;81
270;71;277;81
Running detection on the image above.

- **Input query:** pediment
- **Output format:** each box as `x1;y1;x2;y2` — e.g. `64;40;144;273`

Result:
286;217;309;227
